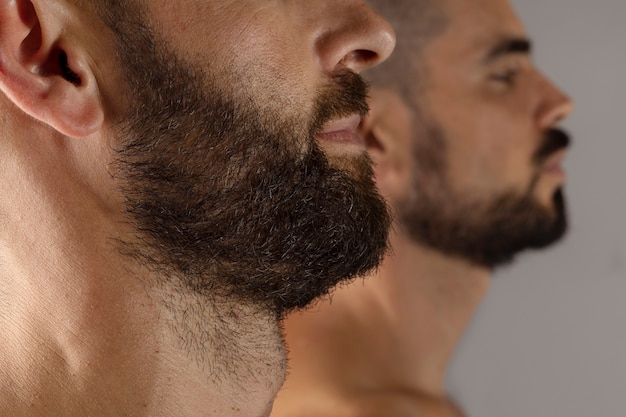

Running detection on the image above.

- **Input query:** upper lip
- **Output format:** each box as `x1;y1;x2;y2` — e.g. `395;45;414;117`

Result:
543;149;567;169
319;114;362;136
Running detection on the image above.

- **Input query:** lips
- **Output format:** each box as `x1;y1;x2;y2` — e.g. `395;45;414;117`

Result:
542;149;567;176
534;128;571;180
316;114;365;148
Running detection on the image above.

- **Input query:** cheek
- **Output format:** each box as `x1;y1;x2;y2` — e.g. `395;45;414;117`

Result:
224;27;318;120
445;115;537;192
152;3;315;91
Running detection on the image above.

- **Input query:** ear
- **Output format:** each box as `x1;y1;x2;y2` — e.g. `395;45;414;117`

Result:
0;0;104;138
361;88;414;198
361;110;389;183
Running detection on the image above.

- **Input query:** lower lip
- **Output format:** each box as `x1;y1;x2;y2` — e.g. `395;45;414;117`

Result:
543;164;566;180
316;130;365;148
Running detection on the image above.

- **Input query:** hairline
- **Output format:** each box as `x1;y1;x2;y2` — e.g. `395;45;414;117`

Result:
364;0;449;112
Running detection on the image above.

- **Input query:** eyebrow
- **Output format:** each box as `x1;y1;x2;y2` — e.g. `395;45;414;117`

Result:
483;37;533;63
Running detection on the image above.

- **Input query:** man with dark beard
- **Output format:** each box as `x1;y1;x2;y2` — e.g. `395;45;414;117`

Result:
0;0;395;416
273;0;573;416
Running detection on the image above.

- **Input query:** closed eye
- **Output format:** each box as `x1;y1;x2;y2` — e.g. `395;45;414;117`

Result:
489;67;519;85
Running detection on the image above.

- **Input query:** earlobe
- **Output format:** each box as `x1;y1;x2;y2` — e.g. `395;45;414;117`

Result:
0;0;104;138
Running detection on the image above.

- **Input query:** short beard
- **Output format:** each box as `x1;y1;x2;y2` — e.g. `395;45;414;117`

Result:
107;7;390;317
399;121;569;269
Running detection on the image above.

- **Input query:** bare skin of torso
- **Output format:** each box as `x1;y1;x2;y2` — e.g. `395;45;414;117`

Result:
272;230;490;417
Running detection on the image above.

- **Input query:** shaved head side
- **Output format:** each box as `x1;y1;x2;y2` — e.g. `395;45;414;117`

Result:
365;0;447;106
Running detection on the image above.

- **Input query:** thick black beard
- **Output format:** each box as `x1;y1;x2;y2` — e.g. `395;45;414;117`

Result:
399;121;570;269
108;6;390;317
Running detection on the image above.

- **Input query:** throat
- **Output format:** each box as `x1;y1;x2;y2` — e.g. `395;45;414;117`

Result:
152;286;287;416
0;264;286;417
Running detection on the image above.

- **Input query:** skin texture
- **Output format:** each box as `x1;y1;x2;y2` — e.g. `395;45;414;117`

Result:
103;1;392;316
272;0;572;416
0;0;395;416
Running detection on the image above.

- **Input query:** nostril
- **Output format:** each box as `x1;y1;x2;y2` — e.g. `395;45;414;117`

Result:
354;49;378;63
341;49;380;71
314;3;396;74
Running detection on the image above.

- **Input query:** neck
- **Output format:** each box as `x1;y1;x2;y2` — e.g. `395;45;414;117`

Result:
280;227;490;402
0;132;283;417
369;230;491;394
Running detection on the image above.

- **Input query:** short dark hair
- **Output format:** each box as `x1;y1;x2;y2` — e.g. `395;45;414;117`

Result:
364;0;448;106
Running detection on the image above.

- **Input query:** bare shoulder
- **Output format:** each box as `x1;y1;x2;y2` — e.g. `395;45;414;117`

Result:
271;390;466;417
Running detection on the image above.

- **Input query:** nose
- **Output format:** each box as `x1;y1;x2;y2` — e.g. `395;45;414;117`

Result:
314;1;396;74
537;76;574;129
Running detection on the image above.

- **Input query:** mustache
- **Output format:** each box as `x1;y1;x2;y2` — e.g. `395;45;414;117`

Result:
311;69;370;134
533;128;571;166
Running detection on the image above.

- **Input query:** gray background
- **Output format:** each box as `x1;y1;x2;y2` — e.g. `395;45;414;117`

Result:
447;0;626;416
